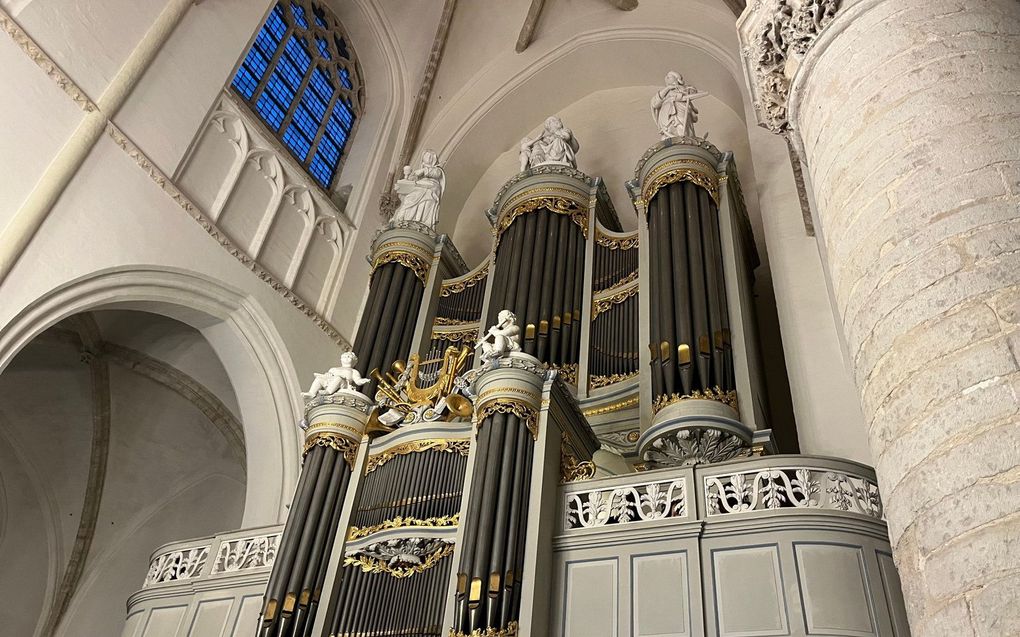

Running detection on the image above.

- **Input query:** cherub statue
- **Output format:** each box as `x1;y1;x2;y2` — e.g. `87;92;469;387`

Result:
392;149;445;229
518;116;580;172
302;351;370;398
475;309;522;363
651;72;709;139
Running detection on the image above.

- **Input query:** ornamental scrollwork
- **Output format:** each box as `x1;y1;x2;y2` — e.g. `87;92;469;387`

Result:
594;229;638;251
704;467;881;518
550;363;578;386
640;161;720;208
652;386;737;414
592;282;638;319
303;432;360;467
348;514;460;541
144;546;210;586
344;538;455;578
581;395;639;418
212;533;280;573
493;194;589;248
590;371;639;389
371;249;431;284
475;399;539;441
441;263;490;297
560;433;596;483
564;478;687;530
450;621;519;637
365;438;471;473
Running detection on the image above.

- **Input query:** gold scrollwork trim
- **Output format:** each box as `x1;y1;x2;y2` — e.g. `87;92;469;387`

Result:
551;363;578;386
592;283;638;319
594;269;638;294
440;263;489;297
365;438;471;473
561;433;596;483
303;432;359;467
652;386;738;414
344;542;455;578
449;621;519;637
347;513;460;541
594;229;638;250
372;248;431;284
475;386;541;403
582;395;639;417
640;159;719;208
475;399;539;441
494;192;589;247
431;326;479;344
304;421;362;437
590;371;639;389
434;317;476;326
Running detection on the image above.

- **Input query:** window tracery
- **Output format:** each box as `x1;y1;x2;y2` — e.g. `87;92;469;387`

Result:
231;0;363;189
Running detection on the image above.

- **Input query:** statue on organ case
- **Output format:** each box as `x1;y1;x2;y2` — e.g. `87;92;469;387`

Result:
518;116;580;172
651;71;708;139
301;351;371;399
392;149;446;229
476;309;522;363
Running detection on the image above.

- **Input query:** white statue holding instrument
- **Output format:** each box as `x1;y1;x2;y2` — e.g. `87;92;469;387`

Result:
476;310;521;363
651;71;709;139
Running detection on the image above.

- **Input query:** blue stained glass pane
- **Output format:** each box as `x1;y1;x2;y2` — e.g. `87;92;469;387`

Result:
255;91;288;131
283;123;312;161
290;2;308;28
266;4;288;38
308;67;333;102
332;99;354;130
316;36;331;60
339;67;352;90
291;103;318;140
309;153;333;187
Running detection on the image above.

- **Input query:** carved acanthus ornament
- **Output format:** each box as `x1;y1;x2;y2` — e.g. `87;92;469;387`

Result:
639;157;720;207
743;0;842;132
144;546;210;586
581;395;639;417
643;428;750;468
432;324;480;344
212;533;280;573
551;363;578;386
594;228;639;250
449;622;519;637
652;386;737;414
704;466;882;518
371;248;432;285
564;477;687;529
348;514;460;541
365;438;471;473
344;538;455;578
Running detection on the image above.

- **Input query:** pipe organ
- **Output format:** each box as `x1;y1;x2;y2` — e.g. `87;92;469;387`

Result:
258;129;776;637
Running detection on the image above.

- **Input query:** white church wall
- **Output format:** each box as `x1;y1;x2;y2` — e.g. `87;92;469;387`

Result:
743;124;872;464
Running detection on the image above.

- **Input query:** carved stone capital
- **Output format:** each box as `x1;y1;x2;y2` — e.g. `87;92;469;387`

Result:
738;0;842;132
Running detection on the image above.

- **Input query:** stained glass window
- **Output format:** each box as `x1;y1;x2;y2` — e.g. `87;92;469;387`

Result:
231;1;363;190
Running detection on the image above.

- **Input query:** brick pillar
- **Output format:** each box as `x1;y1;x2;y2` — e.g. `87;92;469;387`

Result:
740;1;1020;634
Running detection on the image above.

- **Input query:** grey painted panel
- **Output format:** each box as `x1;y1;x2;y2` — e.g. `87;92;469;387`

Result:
712;545;789;637
794;543;875;636
231;594;264;637
564;558;619;637
632;551;690;637
140;604;187;637
187;598;233;637
877;553;911;637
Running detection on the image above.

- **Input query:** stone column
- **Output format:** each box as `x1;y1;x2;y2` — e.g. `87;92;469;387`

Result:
740;1;1020;633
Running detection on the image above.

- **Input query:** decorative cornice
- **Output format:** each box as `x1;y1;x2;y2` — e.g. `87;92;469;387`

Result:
639;158;719;208
493;193;589;248
594;227;638;250
0;7;98;112
487;164;594;223
365;438;471;473
582;395;639;417
371;248;431;284
105;125;352;348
